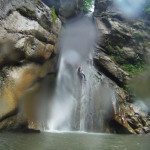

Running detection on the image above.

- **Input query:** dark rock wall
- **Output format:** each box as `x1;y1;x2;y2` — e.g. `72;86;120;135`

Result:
94;0;150;134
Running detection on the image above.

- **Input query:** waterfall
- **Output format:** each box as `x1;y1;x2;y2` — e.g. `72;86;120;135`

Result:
47;57;117;132
48;54;80;131
47;15;117;132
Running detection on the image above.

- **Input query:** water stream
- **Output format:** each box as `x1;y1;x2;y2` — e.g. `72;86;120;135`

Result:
47;14;117;132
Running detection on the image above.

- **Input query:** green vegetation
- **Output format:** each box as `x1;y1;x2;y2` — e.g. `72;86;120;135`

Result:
121;63;145;76
105;40;145;76
112;55;126;64
133;32;144;42
145;7;150;14
51;7;57;24
106;44;126;64
107;44;114;54
144;0;150;20
83;0;93;12
105;38;145;76
144;1;150;15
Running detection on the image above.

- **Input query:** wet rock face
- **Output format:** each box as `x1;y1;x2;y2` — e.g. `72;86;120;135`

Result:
94;0;150;134
94;0;112;15
94;51;129;87
42;0;84;21
0;0;61;131
110;101;150;134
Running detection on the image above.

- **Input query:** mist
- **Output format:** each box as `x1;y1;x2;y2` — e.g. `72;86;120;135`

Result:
113;0;147;18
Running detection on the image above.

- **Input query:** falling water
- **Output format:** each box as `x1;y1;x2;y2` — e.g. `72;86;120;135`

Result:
48;54;80;131
47;15;117;132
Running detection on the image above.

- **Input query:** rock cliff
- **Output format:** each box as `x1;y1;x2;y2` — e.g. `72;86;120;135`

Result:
94;0;150;134
0;0;61;131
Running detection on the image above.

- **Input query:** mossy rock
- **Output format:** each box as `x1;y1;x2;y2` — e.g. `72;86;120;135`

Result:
50;7;58;24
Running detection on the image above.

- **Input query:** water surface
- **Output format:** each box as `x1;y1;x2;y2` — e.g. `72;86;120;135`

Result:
0;132;149;150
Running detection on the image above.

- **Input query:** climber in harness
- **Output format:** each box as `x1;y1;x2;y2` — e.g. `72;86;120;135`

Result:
77;67;86;82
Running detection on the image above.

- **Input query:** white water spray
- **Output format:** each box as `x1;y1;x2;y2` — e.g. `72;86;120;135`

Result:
48;16;117;132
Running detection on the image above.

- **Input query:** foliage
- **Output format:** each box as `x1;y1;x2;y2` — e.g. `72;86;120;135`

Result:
107;44;145;77
133;32;144;42
106;44;126;64
51;7;57;24
145;7;150;14
121;63;145;76
112;55;126;64
144;1;150;15
83;0;93;12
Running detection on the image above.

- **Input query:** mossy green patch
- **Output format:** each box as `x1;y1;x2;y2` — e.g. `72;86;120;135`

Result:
106;44;126;64
121;63;145;76
82;0;93;12
133;32;144;42
107;44;114;54
111;55;126;64
145;7;150;14
51;7;58;24
144;1;150;15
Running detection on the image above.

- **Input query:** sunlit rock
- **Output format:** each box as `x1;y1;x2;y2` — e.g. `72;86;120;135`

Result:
0;0;61;131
